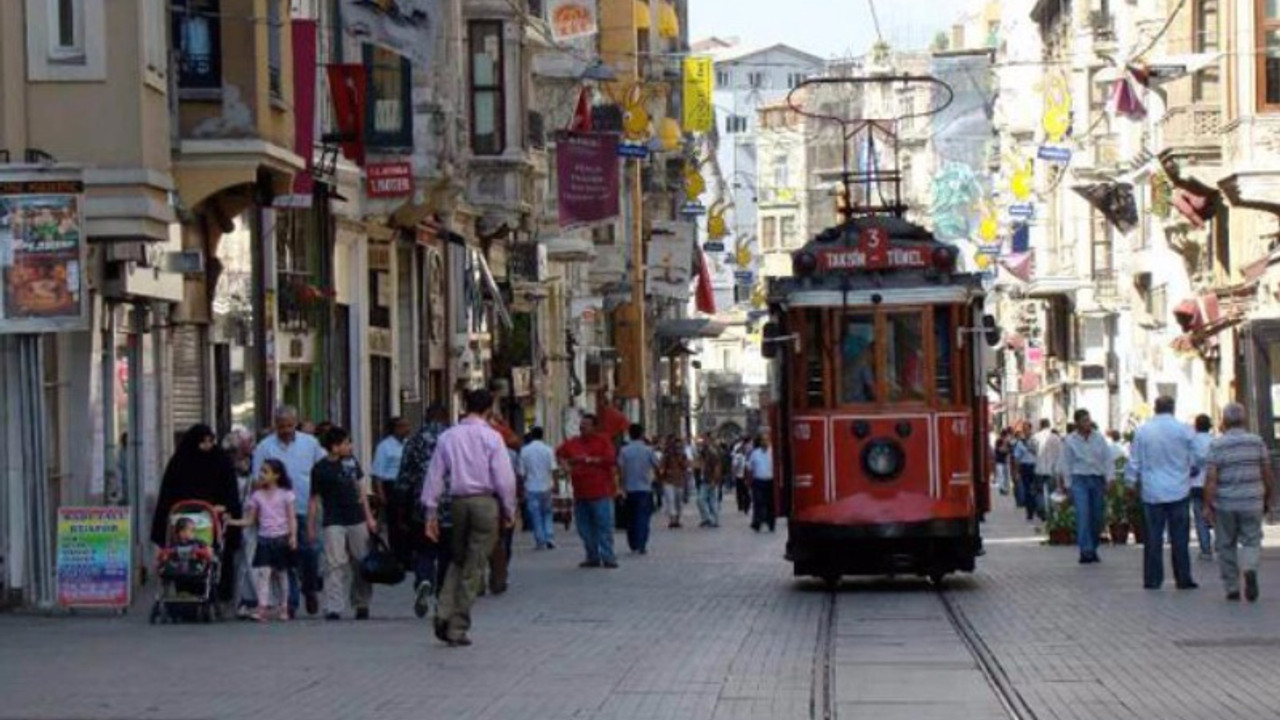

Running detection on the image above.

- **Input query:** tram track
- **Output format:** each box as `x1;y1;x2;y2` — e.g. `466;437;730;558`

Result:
810;584;1036;720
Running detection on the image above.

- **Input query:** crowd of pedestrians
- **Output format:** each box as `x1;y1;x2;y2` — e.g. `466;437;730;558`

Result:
148;392;775;646
996;396;1275;601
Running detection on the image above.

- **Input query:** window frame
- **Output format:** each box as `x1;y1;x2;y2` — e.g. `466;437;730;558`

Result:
50;0;85;61
1257;0;1280;111
362;43;414;150
173;0;223;91
267;0;283;99
760;216;778;251
468;20;507;156
1193;0;1220;103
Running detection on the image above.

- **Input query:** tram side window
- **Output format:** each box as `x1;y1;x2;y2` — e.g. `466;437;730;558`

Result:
934;306;954;404
886;313;926;402
804;309;825;408
840;314;877;404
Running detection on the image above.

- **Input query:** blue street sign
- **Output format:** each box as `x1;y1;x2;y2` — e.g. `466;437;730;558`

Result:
1009;203;1034;219
734;271;754;283
704;241;725;252
681;202;707;216
618;142;649;159
1037;145;1072;163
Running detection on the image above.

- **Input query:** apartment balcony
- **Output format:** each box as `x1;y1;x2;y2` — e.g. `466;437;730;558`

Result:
1160;104;1222;161
702;370;744;388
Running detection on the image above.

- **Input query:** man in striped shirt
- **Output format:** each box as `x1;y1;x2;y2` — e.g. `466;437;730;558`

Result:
1204;403;1274;602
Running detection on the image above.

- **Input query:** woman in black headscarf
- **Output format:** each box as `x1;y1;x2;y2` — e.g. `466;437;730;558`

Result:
150;423;242;601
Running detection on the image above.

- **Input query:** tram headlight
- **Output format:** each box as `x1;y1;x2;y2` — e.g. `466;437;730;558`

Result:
861;439;905;480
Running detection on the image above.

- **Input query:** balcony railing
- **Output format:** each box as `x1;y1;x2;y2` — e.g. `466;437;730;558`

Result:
1159;104;1222;155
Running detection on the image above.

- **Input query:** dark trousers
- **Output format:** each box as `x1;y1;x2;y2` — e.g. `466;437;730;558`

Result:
751;480;775;531
287;516;320;611
1019;464;1040;520
412;527;452;591
625;491;654;552
736;478;751;514
381;482;413;567
1143;498;1193;588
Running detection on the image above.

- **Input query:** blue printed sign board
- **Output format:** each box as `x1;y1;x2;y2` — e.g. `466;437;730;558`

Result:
681;202;707;217
1037;145;1072;163
703;241;725;252
1009;203;1035;219
618;142;650;159
734;271;755;283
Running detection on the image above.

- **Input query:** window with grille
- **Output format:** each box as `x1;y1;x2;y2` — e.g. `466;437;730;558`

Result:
748;72;764;88
1193;0;1219;103
1259;0;1280;110
173;0;221;89
469;21;506;155
365;44;413;148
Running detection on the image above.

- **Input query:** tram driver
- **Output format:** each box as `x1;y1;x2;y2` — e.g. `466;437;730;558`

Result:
841;319;877;403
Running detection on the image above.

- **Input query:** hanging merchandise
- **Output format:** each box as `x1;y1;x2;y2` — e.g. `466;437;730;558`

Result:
1073;182;1139;234
1108;75;1146;121
1000;253;1034;283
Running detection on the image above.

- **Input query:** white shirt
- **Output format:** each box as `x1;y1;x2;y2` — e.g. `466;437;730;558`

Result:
1034;430;1063;477
371;435;405;481
748;447;773;481
519;440;557;494
1126;414;1195;504
251;432;326;517
1061;431;1114;481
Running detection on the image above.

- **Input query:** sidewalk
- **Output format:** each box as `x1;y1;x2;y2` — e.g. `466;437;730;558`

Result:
954;495;1280;720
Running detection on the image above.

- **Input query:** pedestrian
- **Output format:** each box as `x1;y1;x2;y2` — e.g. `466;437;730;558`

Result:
1060;409;1113;564
423;390;518;646
993;428;1012;495
398;404;452;620
556;413;620;569
617;423;660;554
696;436;723;528
371;416;411;561
486;420;522;596
308;426;377;620
1033;420;1063;520
1013;424;1039;520
659;435;689;528
252;406;327;617
520;427;557;550
749;435;775;532
225;459;296;623
1191;414;1215;560
733;439;752;514
1126;396;1198;590
1204;403;1274;602
151;424;243;604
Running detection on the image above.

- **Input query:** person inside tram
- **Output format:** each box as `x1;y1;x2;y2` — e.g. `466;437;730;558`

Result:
841;328;877;403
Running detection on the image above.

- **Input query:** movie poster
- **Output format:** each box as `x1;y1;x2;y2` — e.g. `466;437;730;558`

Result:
0;177;88;332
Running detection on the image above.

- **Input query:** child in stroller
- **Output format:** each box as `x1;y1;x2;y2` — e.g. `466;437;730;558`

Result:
150;502;223;623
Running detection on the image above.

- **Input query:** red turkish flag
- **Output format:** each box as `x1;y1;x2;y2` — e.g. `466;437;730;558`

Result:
326;64;367;165
570;87;593;132
696;251;717;315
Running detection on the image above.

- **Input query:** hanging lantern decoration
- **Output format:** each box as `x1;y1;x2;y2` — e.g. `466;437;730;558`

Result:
1108;74;1147;121
658;1;680;39
1009;156;1033;201
657;117;682;151
977;204;999;243
634;0;651;30
707;199;730;240
684;161;705;203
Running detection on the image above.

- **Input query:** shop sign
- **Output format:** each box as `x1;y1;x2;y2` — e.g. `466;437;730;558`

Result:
545;0;597;41
367;162;413;197
556;132;620;228
0;175;89;333
817;246;930;272
57;507;132;608
646;221;695;300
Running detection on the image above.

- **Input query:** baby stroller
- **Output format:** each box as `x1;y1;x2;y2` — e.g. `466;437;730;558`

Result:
149;500;223;624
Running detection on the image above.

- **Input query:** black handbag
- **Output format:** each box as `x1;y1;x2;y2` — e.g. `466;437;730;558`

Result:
360;533;406;586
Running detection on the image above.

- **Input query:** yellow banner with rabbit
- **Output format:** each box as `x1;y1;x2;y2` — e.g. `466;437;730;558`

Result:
683;57;713;133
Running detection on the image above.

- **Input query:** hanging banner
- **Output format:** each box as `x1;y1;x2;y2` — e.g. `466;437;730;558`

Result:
290;19;319;198
0;174;88;333
56;507;132;608
327;64;368;165
339;0;440;68
682;56;714;133
556;132;620;228
646;221;695;300
545;0;598;41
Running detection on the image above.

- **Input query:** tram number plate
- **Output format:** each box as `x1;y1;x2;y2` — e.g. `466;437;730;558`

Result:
950;418;969;436
793;423;812;441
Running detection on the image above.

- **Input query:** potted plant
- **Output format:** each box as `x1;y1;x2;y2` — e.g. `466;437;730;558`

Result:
1106;480;1130;544
1046;500;1077;546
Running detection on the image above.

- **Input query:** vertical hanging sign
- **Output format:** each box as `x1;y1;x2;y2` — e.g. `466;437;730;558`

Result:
682;56;713;133
556;131;620;228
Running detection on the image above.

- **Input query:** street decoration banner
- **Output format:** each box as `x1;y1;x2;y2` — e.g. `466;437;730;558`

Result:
646;221;695;300
56;507;132;608
545;0;598;42
0;176;88;333
327;64;368;165
339;0;440;68
683;57;714;133
929;52;994;244
556;132;620;228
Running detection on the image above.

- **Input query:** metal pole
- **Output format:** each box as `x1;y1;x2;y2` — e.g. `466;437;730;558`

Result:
102;304;118;505
129;305;146;579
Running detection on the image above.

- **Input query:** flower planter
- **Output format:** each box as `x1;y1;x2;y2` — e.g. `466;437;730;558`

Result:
1048;528;1076;546
1108;523;1129;545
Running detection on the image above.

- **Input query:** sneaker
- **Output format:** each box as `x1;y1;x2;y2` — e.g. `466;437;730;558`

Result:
1227;591;1242;601
236;604;256;621
414;582;434;619
579;560;601;568
1245;571;1260;602
546;540;557;549
355;608;370;620
1176;582;1199;590
325;612;341;621
447;634;472;647
304;591;319;616
1199;551;1215;561
603;561;619;569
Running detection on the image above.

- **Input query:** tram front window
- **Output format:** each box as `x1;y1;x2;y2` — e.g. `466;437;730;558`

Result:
840;314;876;403
886;313;926;402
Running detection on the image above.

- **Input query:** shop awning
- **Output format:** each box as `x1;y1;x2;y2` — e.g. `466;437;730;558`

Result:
653;318;726;339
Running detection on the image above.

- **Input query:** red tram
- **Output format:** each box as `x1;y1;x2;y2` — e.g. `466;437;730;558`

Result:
763;220;993;584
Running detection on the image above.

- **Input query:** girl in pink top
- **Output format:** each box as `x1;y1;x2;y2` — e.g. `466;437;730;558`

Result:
227;459;296;622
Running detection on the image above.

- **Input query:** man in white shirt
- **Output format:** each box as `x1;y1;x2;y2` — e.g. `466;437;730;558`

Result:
1033;419;1062;521
519;427;557;550
1061;409;1114;565
748;435;775;533
1126;396;1198;590
1190;414;1214;559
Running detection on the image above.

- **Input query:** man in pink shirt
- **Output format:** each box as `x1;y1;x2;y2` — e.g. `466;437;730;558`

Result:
422;389;517;647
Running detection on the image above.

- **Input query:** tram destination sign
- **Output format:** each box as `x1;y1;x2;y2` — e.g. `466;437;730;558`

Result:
817;246;930;272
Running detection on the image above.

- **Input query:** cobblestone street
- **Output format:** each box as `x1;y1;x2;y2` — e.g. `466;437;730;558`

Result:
4;498;1280;720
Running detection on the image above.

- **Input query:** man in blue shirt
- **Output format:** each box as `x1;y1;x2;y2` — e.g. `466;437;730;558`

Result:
617;424;660;554
1127;396;1198;590
251;405;327;615
519;427;557;550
